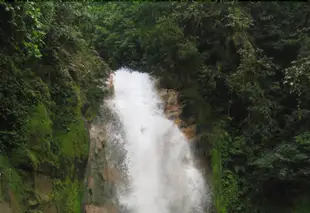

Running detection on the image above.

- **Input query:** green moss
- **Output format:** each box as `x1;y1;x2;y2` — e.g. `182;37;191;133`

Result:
0;156;21;196
49;82;89;161
24;104;53;168
57;118;88;160
211;126;240;213
53;178;84;213
211;146;227;213
0;155;33;212
84;106;97;122
72;85;82;110
2;86;90;211
26;104;52;136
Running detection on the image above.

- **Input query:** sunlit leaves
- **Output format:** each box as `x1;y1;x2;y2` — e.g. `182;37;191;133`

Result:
284;56;310;95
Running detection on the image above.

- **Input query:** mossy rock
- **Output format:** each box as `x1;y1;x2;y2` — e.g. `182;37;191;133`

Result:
55;118;88;160
52;178;84;213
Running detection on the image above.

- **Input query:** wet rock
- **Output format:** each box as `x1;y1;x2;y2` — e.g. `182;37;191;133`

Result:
83;120;118;212
85;203;118;213
88;177;94;188
102;167;121;183
159;89;196;142
89;125;106;155
85;204;104;213
181;124;196;140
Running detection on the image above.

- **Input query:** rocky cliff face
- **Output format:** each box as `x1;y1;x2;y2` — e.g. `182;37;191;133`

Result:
83;111;119;213
159;89;197;142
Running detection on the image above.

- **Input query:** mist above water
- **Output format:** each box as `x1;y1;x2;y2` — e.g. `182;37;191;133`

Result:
105;68;209;213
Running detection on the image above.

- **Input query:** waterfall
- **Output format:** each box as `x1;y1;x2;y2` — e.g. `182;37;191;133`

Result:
105;68;209;213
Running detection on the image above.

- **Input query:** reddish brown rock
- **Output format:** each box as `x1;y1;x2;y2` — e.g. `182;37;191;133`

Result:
181;125;196;141
88;177;94;188
103;203;118;213
174;118;182;126
160;89;196;142
89;124;106;155
102;167;121;183
165;105;179;111
85;204;117;213
85;204;105;213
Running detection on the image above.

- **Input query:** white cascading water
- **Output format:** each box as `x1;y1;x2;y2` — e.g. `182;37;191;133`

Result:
105;68;209;213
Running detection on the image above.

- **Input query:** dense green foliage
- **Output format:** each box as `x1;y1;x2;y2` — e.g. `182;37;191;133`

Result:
0;2;110;212
91;2;310;213
2;2;310;212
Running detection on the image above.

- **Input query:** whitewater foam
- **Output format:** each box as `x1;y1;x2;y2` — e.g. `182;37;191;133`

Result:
105;68;209;213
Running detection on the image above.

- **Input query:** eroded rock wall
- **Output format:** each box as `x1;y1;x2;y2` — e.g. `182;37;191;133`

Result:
159;89;195;139
83;118;119;213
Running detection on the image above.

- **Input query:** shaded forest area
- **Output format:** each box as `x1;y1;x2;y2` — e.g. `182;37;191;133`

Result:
1;1;310;213
0;2;110;212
